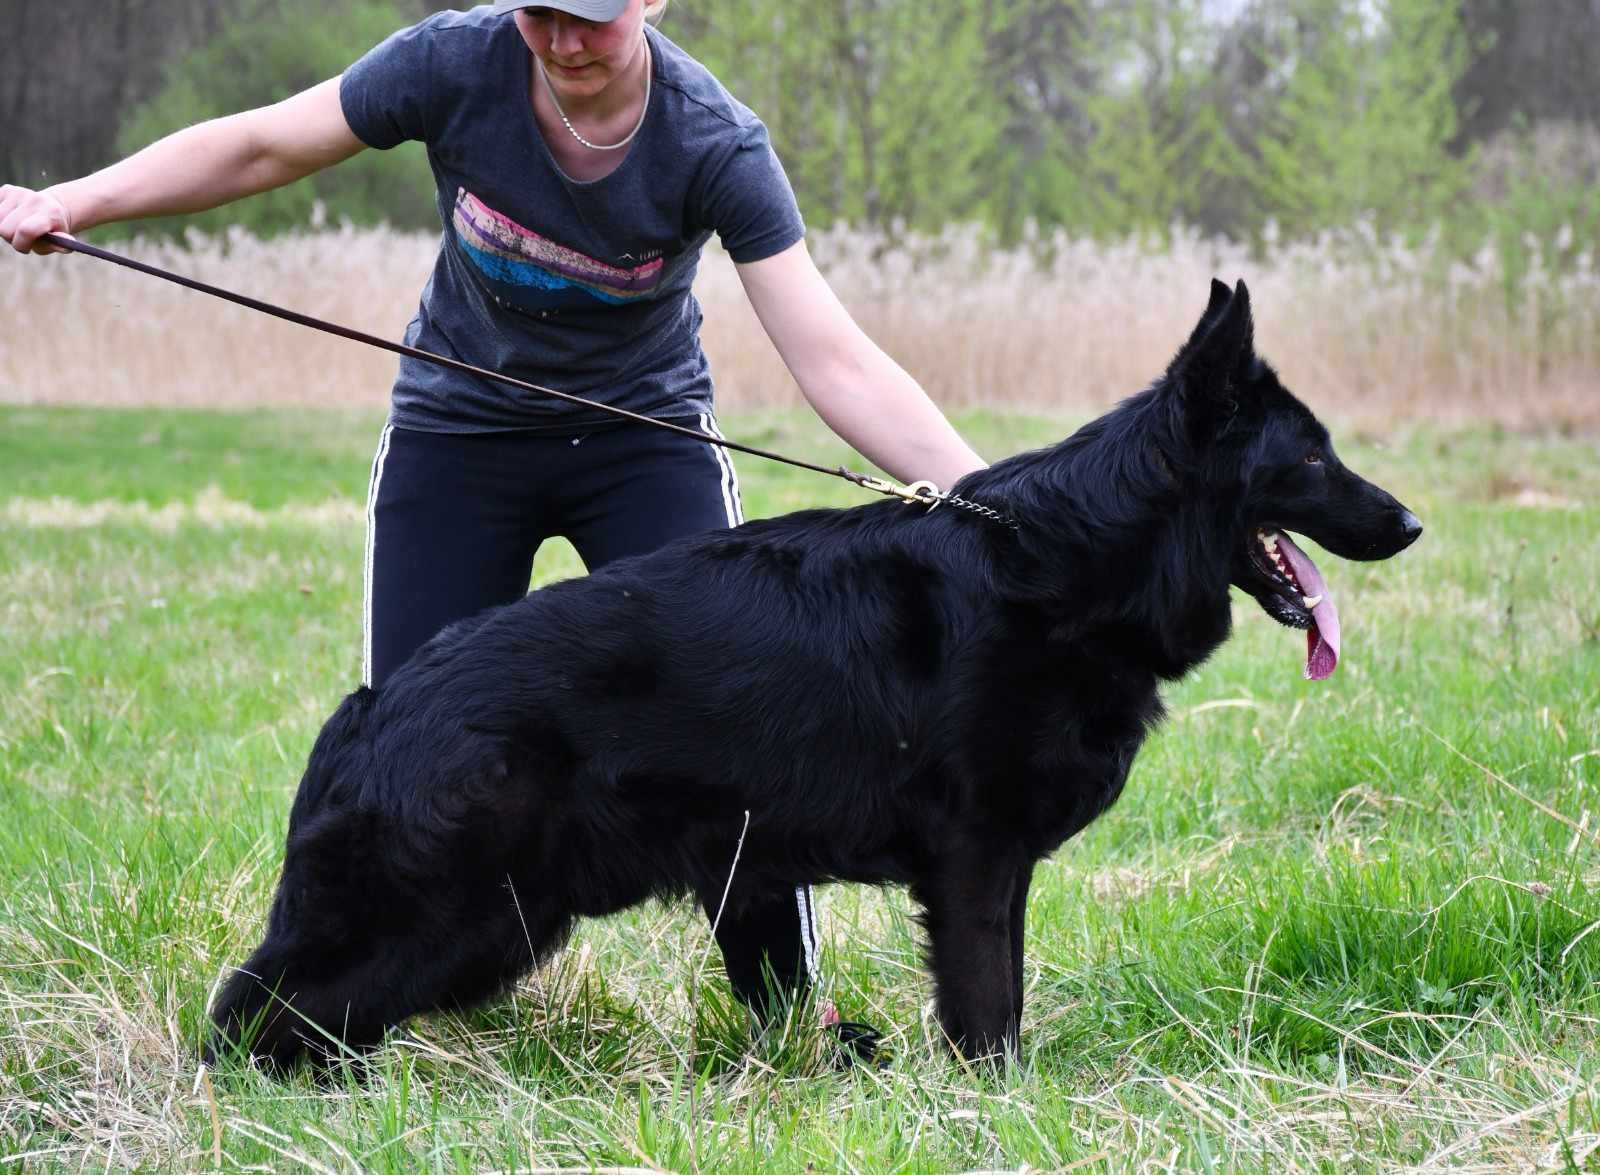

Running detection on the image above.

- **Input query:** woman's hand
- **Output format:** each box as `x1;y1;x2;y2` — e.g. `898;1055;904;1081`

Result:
737;240;987;490
0;185;76;255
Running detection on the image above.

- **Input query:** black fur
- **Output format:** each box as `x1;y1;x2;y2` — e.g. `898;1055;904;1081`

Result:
209;280;1422;1071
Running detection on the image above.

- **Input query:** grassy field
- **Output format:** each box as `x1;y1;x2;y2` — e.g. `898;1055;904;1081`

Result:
2;404;1599;1171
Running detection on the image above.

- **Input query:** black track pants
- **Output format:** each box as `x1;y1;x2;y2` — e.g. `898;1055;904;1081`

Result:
362;416;821;1017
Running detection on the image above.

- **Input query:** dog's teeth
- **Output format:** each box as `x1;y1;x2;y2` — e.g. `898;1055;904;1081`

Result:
1303;594;1323;609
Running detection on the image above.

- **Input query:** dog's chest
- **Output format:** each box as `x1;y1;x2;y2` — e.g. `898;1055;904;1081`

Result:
1023;719;1147;855
962;659;1160;857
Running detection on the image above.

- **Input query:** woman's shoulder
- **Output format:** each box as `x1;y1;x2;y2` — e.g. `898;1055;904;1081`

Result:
372;5;516;74
406;5;517;52
648;26;764;136
378;5;525;110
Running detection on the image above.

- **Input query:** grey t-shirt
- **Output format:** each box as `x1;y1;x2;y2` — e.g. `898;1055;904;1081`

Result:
340;7;805;431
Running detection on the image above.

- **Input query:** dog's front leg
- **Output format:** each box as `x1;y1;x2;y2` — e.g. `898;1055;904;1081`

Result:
1008;862;1033;1049
915;848;1027;1064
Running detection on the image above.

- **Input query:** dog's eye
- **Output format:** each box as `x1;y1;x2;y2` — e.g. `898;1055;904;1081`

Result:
1304;450;1323;465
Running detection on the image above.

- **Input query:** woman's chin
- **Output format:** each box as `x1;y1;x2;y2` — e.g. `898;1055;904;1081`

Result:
548;66;609;97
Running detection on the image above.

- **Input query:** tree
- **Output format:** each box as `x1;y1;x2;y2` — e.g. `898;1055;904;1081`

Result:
1071;0;1251;240
113;0;438;240
1253;0;1474;238
672;0;1003;240
0;0;228;189
1454;0;1600;145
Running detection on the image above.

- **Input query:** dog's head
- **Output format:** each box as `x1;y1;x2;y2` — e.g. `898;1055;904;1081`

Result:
1166;279;1423;678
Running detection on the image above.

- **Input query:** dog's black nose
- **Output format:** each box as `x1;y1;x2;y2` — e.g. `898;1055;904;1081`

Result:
1397;510;1423;548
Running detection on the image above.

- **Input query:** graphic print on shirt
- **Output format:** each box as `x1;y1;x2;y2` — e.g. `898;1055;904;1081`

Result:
451;187;666;311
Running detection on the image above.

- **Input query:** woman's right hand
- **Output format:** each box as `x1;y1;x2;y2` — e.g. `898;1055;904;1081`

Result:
0;185;76;255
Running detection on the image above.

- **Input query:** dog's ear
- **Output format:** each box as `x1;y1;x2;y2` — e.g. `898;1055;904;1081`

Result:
1167;279;1233;371
1170;279;1255;418
1183;278;1233;353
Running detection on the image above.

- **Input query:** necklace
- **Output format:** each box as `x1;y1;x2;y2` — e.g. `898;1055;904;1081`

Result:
537;39;651;152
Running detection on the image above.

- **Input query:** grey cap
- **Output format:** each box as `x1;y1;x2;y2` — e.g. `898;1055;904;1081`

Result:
492;0;630;18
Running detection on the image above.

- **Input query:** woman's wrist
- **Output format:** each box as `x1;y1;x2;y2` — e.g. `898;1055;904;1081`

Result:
40;185;79;234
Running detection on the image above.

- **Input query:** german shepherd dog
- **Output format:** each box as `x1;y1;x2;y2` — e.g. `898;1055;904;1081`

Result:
209;280;1421;1070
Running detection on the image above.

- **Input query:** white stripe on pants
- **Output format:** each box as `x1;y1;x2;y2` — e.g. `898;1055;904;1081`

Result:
361;423;394;688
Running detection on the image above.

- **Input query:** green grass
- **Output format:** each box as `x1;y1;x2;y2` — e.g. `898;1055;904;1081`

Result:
3;404;1599;1171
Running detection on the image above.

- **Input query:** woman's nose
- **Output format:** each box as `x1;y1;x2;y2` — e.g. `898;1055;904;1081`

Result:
549;15;583;56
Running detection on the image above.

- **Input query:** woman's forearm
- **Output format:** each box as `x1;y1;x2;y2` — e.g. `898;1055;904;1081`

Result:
49;116;278;231
47;78;361;233
799;344;987;491
735;242;986;491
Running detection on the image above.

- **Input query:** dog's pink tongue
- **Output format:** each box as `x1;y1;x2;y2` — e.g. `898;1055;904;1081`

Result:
1274;533;1341;680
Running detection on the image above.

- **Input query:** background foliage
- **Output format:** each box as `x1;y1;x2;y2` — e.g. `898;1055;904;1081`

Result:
112;0;438;241
5;0;1597;273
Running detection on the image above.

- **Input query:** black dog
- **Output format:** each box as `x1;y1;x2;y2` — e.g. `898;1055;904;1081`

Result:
209;279;1421;1071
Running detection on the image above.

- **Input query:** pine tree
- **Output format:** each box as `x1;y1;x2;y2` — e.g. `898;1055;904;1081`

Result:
1253;0;1474;238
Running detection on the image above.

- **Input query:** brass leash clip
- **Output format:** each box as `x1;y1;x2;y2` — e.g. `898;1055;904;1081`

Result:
902;479;943;512
853;475;944;511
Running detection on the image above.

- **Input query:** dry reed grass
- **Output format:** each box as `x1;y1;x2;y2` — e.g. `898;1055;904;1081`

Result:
2;221;1596;430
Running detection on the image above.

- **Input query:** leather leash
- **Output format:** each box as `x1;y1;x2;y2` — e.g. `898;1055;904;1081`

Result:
37;232;1018;530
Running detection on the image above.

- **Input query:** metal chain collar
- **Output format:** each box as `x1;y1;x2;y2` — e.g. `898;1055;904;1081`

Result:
845;474;1019;530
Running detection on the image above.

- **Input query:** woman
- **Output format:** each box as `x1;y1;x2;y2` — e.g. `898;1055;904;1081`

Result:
0;0;984;1055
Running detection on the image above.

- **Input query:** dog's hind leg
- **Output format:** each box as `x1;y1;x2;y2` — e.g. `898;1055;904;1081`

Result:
207;943;393;1073
914;848;1028;1063
209;892;571;1072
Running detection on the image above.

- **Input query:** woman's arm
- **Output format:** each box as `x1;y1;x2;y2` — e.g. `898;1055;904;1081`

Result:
735;239;986;490
1;77;364;253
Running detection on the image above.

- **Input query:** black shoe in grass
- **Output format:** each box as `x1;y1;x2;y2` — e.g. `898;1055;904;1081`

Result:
827;1019;889;1069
